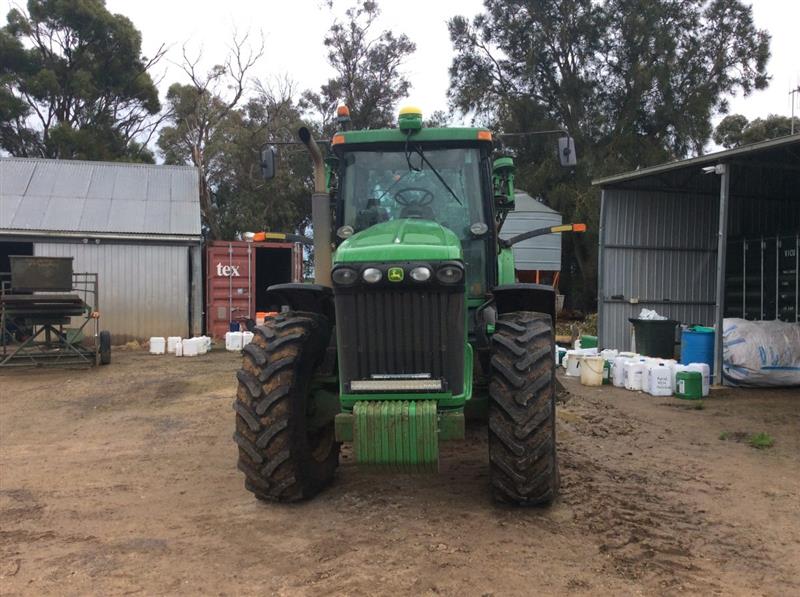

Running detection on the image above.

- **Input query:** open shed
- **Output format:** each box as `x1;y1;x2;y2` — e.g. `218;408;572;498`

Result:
593;134;799;383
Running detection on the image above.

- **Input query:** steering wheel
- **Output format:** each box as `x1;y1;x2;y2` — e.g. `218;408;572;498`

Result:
394;187;435;207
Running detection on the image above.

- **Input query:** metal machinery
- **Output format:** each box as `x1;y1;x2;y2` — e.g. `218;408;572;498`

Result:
1;256;111;368
233;107;584;505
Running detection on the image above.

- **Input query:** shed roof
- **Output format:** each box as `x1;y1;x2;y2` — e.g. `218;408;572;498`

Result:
592;134;800;188
512;190;561;214
1;158;201;240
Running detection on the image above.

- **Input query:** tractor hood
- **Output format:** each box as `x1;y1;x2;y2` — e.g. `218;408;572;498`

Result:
335;219;463;263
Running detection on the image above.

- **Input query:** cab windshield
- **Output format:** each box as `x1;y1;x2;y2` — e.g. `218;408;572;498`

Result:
338;146;489;296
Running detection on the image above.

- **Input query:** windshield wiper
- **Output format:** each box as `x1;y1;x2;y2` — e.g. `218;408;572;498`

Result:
405;141;463;206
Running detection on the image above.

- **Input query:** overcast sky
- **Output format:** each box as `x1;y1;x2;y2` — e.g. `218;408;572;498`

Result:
5;0;800;136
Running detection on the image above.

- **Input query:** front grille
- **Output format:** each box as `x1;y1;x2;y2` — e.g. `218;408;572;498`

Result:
335;287;465;394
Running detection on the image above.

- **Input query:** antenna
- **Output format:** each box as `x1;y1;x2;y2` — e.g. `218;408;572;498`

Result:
790;86;800;135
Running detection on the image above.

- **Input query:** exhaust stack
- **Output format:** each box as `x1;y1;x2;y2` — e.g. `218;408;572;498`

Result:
298;126;332;287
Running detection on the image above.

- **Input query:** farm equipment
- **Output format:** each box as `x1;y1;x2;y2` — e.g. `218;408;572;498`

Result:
233;107;584;504
1;256;111;368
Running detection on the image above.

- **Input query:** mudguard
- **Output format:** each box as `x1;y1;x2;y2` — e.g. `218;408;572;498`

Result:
492;283;556;325
264;283;335;321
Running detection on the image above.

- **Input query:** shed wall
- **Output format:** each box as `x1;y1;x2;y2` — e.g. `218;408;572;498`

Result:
34;242;190;342
599;189;719;351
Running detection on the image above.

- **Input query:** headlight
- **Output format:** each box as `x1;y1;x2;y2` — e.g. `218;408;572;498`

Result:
332;267;357;285
436;265;463;284
409;266;431;282
362;267;383;283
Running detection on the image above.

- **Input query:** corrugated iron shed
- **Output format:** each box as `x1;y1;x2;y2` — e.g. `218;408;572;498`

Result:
593;134;800;384
1;157;201;240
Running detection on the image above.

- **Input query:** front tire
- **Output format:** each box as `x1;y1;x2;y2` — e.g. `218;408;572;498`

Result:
233;312;339;502
99;330;111;365
489;311;559;506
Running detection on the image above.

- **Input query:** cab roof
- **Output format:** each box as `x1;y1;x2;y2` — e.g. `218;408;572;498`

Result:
332;127;493;147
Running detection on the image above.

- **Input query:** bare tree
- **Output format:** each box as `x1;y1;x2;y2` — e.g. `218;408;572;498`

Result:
157;31;264;238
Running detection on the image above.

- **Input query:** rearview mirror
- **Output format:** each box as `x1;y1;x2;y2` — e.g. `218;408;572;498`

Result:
558;136;577;167
260;145;276;180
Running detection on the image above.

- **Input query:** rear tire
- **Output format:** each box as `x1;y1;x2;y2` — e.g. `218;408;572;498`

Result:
488;311;559;506
233;312;339;502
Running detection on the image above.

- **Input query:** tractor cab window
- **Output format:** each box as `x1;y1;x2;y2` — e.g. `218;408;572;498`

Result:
340;147;489;296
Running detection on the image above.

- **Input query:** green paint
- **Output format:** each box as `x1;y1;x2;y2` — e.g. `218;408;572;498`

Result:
492;156;516;208
353;400;438;472
497;247;516;284
437;409;465;440
398;110;422;131
336;410;463;442
335;412;353;442
333;127;491;147
306;386;340;431
334;218;462;263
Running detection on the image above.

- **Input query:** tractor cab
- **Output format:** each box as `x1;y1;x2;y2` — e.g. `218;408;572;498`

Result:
329;109;497;300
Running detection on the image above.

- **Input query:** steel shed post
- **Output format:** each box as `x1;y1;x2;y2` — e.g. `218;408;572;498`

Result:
190;244;203;336
597;189;606;348
714;164;730;385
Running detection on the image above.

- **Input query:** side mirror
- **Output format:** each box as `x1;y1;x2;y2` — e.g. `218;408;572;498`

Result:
558;136;577;167
260;145;277;180
492;156;516;209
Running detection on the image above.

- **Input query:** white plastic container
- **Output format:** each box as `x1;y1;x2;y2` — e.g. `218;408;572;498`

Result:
195;337;208;355
167;336;182;354
242;331;254;348
612;355;628;387
565;351;582;377
648;362;673;396
225;331;243;352
175;339;183;357
201;336;212;352
625;361;645;391
641;358;656;394
600;349;619;361
183;337;200;357
149;337;165;355
580;356;605;386
687;363;711;396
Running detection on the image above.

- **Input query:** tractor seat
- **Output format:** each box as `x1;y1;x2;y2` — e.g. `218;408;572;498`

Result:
355;205;389;230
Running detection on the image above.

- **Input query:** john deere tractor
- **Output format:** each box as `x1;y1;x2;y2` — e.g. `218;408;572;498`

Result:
233;107;584;505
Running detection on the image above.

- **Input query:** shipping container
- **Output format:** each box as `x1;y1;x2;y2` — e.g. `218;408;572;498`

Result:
206;240;303;338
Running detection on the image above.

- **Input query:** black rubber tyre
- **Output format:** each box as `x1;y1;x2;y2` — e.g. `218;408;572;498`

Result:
488;311;559;506
233;311;339;502
99;330;111;365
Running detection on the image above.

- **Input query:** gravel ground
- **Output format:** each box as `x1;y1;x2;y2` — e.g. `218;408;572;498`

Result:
1;350;798;596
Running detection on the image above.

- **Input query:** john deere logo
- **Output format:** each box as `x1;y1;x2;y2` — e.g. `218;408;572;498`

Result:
388;267;404;282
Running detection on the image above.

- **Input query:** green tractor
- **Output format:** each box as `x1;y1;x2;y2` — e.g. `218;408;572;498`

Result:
233;107;584;505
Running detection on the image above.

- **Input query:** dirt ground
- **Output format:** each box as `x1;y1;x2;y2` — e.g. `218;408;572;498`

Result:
1;350;798;596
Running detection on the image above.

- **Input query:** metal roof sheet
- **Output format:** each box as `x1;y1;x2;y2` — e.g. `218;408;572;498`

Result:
0;157;201;238
592;134;800;187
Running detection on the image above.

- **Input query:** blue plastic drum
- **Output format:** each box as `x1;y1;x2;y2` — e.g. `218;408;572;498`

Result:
680;326;714;366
